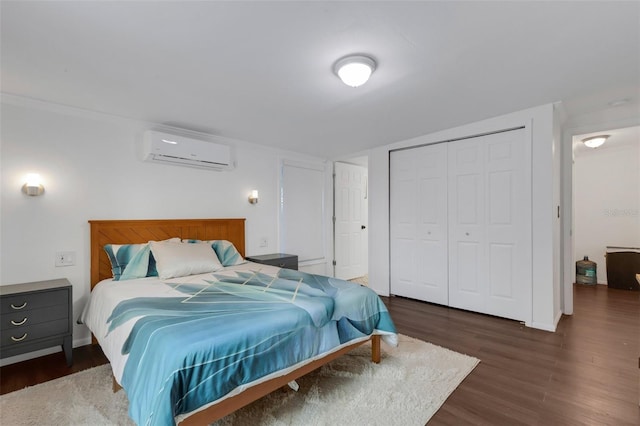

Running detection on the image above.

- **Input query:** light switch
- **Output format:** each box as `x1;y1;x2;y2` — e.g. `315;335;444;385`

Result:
55;251;76;267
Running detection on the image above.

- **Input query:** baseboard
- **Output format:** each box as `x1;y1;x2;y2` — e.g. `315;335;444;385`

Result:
529;320;557;332
553;310;563;329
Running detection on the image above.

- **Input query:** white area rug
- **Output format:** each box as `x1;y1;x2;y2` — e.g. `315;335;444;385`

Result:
0;335;479;426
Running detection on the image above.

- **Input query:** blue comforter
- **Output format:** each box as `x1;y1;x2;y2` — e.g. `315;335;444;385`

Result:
105;268;397;425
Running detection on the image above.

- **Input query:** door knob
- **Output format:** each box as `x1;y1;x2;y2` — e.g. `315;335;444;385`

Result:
361;225;366;230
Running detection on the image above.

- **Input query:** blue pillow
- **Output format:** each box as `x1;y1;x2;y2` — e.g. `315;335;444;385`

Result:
104;238;180;281
104;243;151;281
182;239;245;266
212;240;245;266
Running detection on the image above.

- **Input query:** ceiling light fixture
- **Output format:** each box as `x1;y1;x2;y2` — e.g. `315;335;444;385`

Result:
582;135;609;149
334;55;376;88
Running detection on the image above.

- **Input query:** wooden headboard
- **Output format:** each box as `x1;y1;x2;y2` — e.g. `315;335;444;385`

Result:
89;218;246;288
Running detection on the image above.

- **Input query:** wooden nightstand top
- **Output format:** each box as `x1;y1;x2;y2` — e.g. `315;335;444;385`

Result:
246;253;297;262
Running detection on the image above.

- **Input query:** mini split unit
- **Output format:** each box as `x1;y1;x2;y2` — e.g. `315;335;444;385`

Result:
142;130;234;171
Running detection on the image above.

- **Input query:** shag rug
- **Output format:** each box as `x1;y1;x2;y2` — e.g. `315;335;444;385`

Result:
349;275;369;286
0;335;479;426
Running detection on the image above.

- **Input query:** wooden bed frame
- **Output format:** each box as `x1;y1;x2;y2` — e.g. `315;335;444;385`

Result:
88;218;380;425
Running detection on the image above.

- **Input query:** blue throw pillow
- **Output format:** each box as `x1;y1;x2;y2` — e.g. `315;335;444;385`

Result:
103;243;151;281
182;239;245;266
104;238;180;281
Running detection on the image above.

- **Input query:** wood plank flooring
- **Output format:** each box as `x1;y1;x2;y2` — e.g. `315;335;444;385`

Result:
384;284;639;425
1;284;638;425
0;341;108;395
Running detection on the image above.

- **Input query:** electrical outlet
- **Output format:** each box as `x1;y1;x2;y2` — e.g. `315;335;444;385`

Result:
259;237;268;248
55;251;76;267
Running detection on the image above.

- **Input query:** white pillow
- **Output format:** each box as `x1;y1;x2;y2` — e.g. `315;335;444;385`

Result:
149;241;223;279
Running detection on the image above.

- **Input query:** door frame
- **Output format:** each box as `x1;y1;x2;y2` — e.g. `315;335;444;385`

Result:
561;116;640;315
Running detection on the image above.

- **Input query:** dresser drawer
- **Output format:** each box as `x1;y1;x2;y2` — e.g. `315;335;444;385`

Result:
272;258;298;269
0;318;69;347
0;289;68;313
1;304;68;331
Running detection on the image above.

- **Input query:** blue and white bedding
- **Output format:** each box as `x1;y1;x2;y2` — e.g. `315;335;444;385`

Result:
80;262;397;426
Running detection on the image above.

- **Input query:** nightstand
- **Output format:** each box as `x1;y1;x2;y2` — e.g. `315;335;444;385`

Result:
246;253;298;270
0;278;73;366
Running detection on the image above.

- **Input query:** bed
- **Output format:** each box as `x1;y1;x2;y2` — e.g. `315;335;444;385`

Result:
81;218;397;425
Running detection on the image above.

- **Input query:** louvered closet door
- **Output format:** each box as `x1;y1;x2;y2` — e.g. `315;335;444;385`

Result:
448;128;531;321
390;143;448;305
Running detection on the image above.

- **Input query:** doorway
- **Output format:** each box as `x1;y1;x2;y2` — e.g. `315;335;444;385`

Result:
572;126;640;286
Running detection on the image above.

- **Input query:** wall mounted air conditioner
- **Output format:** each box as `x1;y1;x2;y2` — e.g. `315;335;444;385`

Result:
142;130;234;171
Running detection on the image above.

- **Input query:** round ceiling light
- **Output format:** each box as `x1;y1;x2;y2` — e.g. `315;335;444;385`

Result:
582;135;609;148
334;55;376;88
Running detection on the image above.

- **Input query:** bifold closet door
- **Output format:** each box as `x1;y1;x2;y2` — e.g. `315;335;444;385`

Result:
447;128;531;321
390;143;448;305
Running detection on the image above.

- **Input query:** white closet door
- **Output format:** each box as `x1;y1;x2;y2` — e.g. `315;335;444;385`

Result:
484;129;531;320
448;129;531;321
447;138;486;312
390;143;448;305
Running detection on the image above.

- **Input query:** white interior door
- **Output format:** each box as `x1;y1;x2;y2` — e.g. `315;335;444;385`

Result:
390;144;449;304
448;129;531;321
484;129;531;320
447;138;486;312
334;162;368;280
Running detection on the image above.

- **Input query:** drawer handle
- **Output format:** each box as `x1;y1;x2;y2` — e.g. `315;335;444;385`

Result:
279;263;286;267
11;317;28;326
10;302;27;310
11;333;28;342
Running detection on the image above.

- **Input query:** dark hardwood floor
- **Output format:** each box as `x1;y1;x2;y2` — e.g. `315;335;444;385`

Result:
1;341;108;395
384;284;640;425
1;284;638;425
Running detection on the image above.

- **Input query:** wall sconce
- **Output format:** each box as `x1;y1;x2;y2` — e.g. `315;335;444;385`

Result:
22;173;45;196
248;190;259;204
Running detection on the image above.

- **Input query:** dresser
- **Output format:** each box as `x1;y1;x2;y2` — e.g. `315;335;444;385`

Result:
0;279;73;366
246;253;298;270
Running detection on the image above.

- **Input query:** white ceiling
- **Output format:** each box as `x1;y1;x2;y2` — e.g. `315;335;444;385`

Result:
2;1;639;159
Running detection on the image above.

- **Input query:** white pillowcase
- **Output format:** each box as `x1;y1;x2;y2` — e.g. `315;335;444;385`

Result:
149;241;223;279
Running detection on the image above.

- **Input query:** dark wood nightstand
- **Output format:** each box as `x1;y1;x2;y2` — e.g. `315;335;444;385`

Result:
0;279;73;366
246;253;298;270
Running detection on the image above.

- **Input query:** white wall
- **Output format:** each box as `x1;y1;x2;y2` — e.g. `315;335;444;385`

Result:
0;95;331;363
369;103;562;331
573;135;640;284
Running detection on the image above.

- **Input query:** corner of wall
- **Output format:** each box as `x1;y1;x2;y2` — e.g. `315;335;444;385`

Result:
367;147;390;296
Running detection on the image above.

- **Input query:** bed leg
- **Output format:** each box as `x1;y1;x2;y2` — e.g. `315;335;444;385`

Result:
113;374;122;393
371;335;381;364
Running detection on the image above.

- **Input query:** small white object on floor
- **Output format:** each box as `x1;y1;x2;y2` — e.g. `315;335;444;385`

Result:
287;380;299;391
